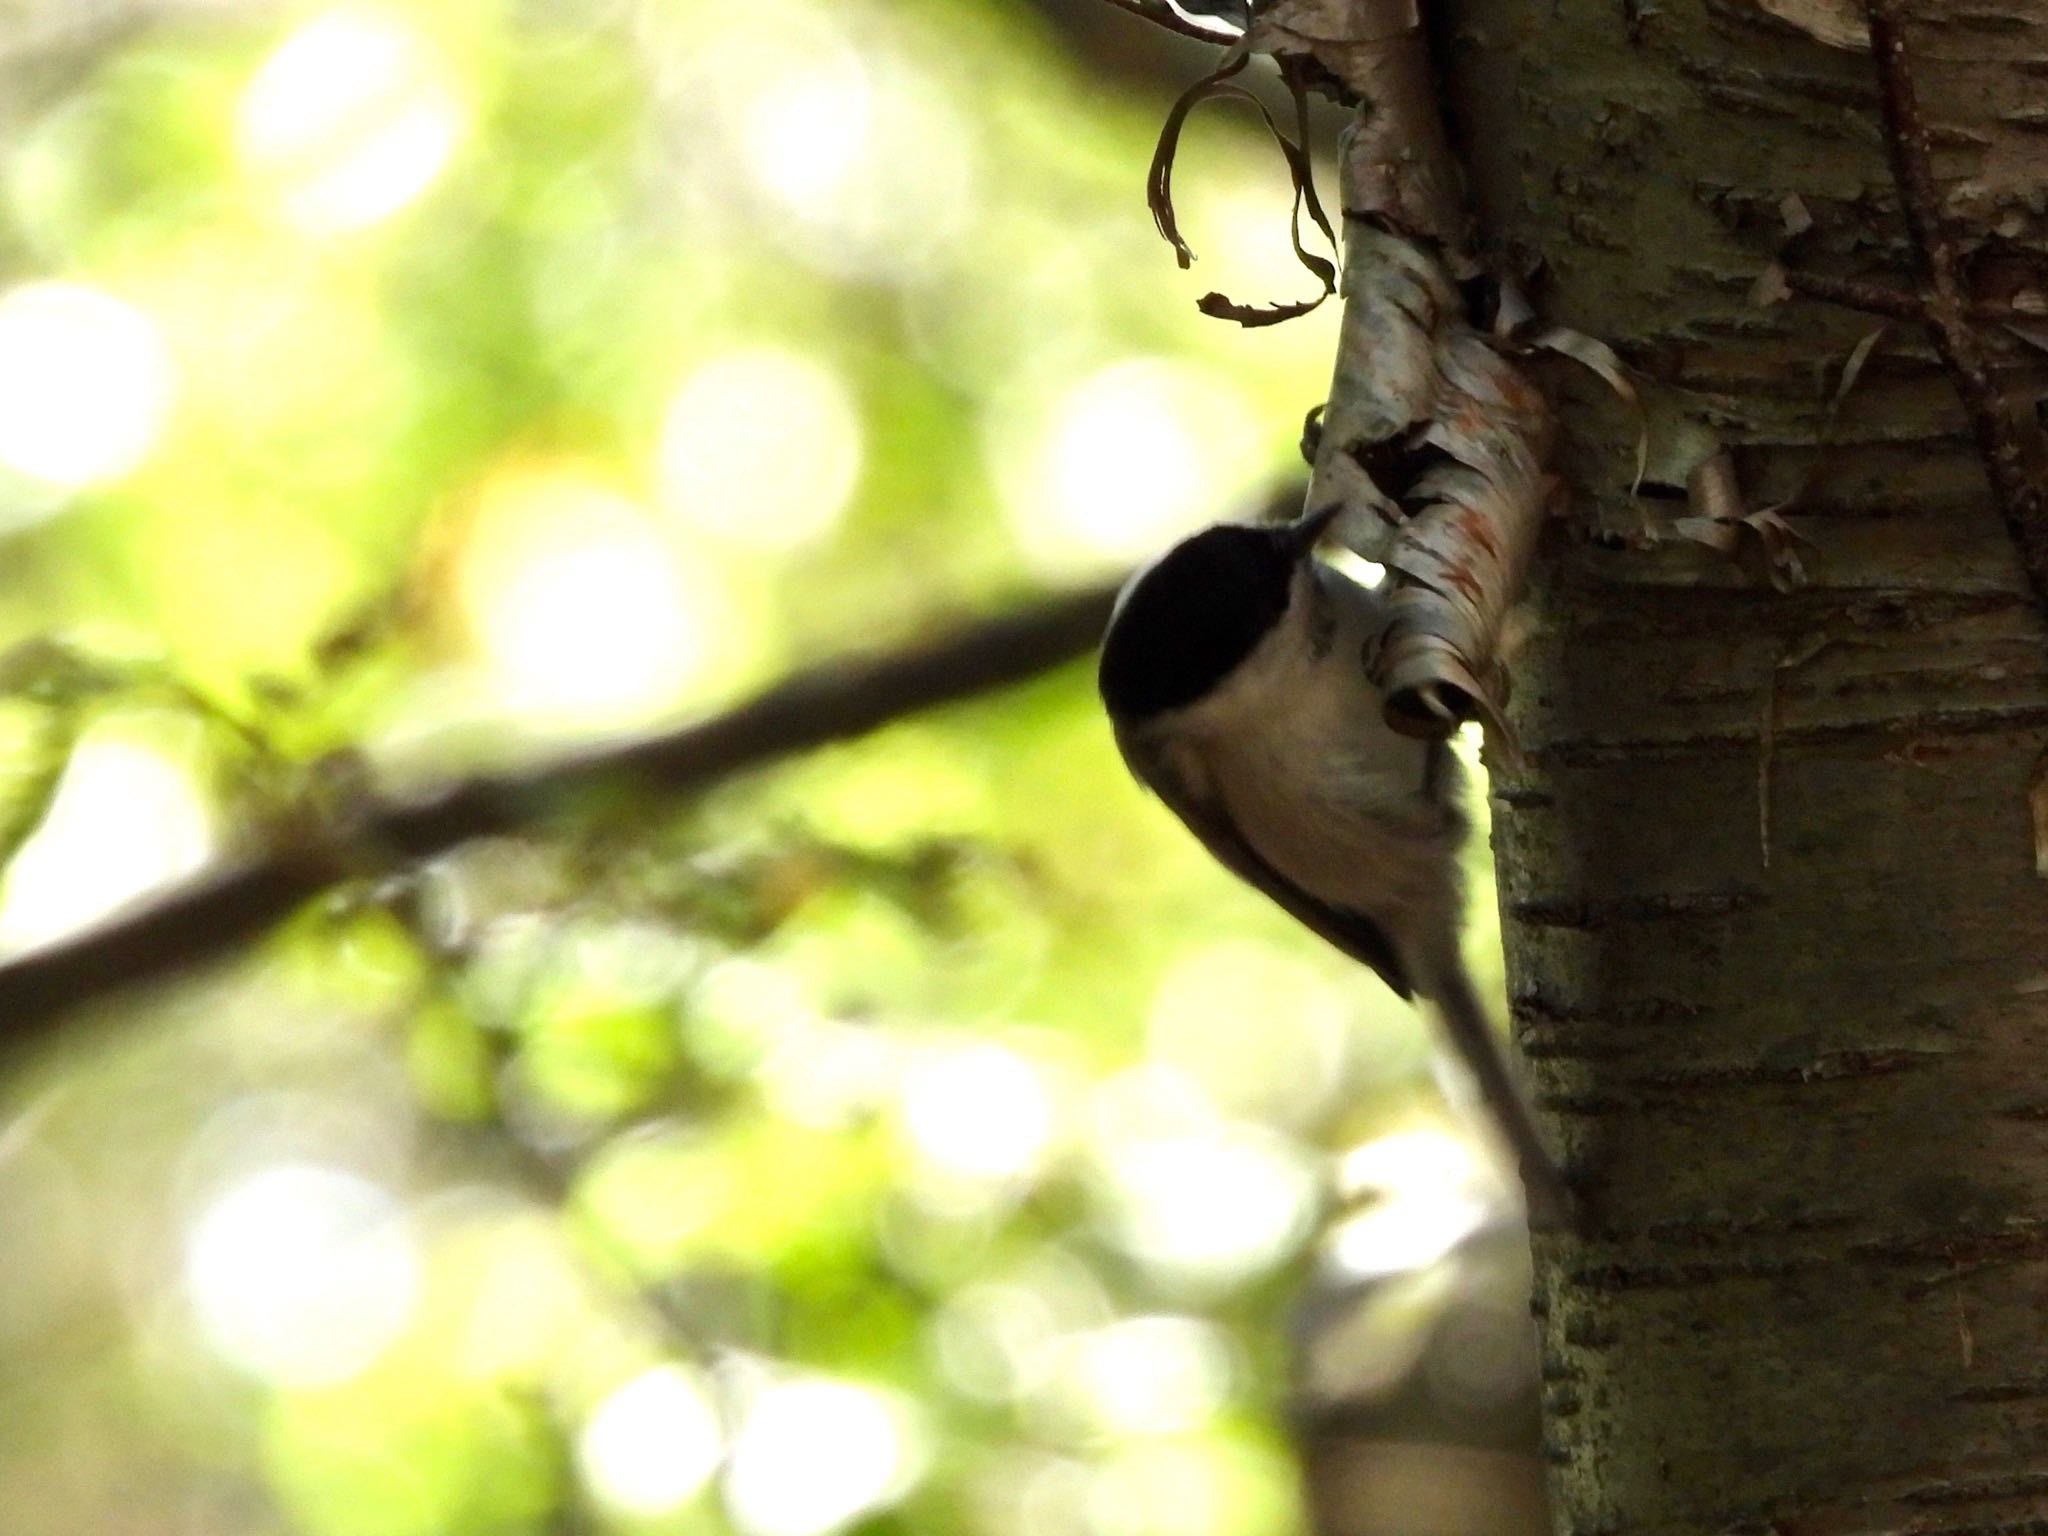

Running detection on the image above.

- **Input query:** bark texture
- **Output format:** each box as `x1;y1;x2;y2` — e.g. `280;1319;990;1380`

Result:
1439;2;2048;1530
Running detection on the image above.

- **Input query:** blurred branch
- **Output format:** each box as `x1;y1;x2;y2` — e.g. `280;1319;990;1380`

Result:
0;581;1124;1049
0;0;278;119
383;890;720;1358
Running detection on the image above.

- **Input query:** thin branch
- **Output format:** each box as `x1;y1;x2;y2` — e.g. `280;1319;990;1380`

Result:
1866;0;1958;299
1780;268;2045;327
373;883;723;1382
1863;0;2048;616
1780;269;1922;321
0;581;1126;1046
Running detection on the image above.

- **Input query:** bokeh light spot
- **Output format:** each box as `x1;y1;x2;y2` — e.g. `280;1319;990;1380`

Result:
0;718;213;954
659;348;863;552
1049;1315;1232;1438
900;1043;1056;1184
186;1164;417;1386
1146;941;1355;1127
579;1364;725;1518
704;14;976;280
1090;1074;1320;1291
458;466;731;728
740;45;873;221
932;1282;1060;1405
1003;358;1266;575
1325;1192;1493;1282
1089;1437;1282;1536
0;282;176;496
726;1376;924;1536
452;1211;593;1381
1096;1126;1319;1289
1336;1126;1489;1204
1326;1127;1497;1280
239;7;464;234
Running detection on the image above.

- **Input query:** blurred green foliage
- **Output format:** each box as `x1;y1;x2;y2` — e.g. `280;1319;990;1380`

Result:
0;2;1516;1534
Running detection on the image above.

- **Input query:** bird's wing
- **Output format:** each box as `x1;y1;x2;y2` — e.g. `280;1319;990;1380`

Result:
1118;728;1415;999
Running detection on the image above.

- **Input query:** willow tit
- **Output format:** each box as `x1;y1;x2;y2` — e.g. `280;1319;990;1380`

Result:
1099;505;1572;1227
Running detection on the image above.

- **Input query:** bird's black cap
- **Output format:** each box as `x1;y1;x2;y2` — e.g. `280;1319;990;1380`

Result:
1098;507;1334;721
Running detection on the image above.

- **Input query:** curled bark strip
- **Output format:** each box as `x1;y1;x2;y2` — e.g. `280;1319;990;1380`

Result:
1810;324;1888;460
1147;49;1252;270
1527;324;1645;494
1279;0;1554;739
1144;0;1554;735
1308;223;1452;537
1235;0;1469;254
1670;450;1814;593
1146;49;1338;325
1374;328;1556;738
1671;450;1818;593
1665;329;1879;589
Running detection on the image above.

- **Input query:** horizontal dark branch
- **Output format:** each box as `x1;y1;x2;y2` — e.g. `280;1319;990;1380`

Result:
0;582;1125;1048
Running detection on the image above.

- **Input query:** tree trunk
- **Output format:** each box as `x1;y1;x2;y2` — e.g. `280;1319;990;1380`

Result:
1440;2;2048;1530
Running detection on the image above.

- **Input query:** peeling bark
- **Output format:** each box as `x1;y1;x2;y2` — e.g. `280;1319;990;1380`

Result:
1440;0;2048;1530
1241;0;1558;736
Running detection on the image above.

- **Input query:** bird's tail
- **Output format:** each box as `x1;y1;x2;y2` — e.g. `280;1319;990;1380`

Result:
1426;954;1577;1231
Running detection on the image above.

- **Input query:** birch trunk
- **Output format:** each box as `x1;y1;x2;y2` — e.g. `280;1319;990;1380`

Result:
1439;2;2048;1529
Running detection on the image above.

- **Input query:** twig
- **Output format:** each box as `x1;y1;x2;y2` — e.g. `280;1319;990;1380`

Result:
1780;269;1921;321
1862;0;2048;617
375;884;719;1362
1782;269;2048;328
0;581;1125;1046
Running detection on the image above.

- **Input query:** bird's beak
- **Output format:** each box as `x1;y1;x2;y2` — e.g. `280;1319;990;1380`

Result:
1282;502;1341;560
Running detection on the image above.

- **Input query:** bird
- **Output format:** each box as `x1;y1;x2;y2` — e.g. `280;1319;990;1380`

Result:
1097;503;1573;1228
